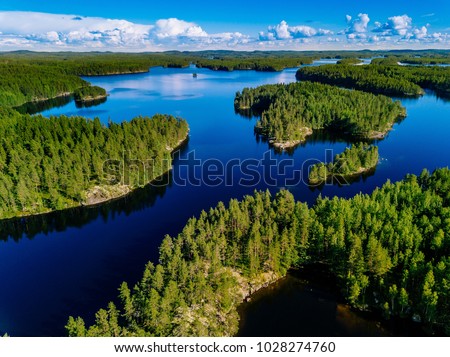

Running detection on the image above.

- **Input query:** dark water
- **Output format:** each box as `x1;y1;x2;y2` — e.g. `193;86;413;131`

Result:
238;268;425;337
1;64;450;336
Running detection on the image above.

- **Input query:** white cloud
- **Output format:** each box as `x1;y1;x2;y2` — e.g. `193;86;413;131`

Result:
368;14;450;46
347;33;367;40
0;11;151;49
0;11;247;50
259;20;333;41
0;11;449;51
373;14;412;36
413;26;428;39
151;18;207;40
345;13;370;34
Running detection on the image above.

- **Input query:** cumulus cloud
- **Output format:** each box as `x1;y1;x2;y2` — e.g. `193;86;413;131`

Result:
0;11;449;51
370;14;448;45
373;14;412;36
150;18;207;40
0;11;247;50
413;26;428;39
345;13;370;34
259;20;333;41
0;11;151;48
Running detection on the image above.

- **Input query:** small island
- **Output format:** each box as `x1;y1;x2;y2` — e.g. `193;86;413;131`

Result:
309;143;379;185
73;85;108;103
235;82;406;150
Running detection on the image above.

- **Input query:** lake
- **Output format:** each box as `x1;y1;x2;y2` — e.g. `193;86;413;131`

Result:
1;63;449;336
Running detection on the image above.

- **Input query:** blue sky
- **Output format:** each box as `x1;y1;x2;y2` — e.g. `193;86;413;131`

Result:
1;0;450;51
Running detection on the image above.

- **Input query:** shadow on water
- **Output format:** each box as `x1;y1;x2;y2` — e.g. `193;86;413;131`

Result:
238;264;427;337
14;95;74;115
0;179;169;242
307;166;378;192
75;96;107;108
14;93;108;115
254;128;378;158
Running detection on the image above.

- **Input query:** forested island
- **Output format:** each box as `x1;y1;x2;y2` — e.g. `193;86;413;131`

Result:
234;82;405;149
67;168;450;336
0;108;188;219
296;63;450;98
309;144;379;185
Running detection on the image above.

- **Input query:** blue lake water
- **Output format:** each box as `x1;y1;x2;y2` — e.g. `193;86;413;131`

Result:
1;64;450;336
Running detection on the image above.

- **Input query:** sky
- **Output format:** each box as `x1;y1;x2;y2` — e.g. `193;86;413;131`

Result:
1;0;450;51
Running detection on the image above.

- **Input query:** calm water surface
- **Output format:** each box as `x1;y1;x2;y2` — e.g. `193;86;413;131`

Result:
1;64;450;336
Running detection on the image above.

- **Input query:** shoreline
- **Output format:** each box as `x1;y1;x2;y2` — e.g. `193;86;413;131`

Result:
0;134;189;222
261;127;313;150
236;265;429;337
21;91;73;106
83;135;189;206
309;165;376;185
74;94;108;104
82;69;149;77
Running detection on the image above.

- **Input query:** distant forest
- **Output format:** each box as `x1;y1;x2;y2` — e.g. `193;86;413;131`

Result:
1;50;450;107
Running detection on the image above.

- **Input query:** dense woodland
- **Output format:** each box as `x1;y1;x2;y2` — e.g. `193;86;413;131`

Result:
195;57;315;72
385;56;450;65
0;52;193;75
296;63;450;98
0;108;188;219
0;63;88;107
67;168;450;336
309;144;379;184
235;82;405;143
